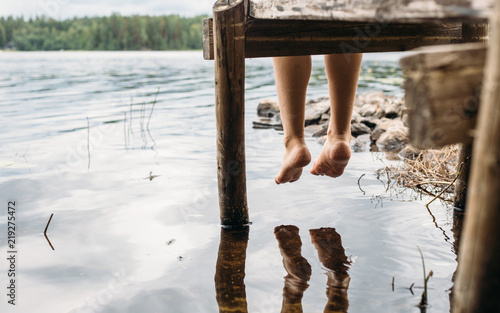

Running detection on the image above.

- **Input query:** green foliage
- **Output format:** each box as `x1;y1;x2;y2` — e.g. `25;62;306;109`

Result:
0;14;208;51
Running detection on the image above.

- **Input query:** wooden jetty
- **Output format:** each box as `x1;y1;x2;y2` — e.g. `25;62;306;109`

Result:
204;1;498;310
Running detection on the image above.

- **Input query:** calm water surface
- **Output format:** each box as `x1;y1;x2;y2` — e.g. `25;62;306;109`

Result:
0;51;457;313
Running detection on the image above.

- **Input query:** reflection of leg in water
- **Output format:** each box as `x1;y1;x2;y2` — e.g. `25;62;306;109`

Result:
275;225;312;313
310;228;350;313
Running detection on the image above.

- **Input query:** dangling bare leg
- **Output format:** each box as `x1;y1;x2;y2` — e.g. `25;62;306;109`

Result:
310;54;362;178
273;56;312;184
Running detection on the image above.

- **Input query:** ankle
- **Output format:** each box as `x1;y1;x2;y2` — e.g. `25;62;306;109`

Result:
283;135;306;149
326;129;351;143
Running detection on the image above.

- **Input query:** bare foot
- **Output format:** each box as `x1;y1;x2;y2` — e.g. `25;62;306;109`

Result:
275;138;311;184
310;137;351;178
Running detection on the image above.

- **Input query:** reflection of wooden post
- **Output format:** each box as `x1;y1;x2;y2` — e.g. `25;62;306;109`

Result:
453;5;500;312
453;23;488;210
449;211;464;307
213;0;248;226
215;227;249;313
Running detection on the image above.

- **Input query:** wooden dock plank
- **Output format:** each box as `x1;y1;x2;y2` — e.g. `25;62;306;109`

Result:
249;0;492;23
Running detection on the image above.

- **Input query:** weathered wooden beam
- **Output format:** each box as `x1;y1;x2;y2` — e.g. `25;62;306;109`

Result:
246;19;465;58
453;0;500;311
213;0;249;226
462;23;489;43
204;19;468;60
249;0;492;23
400;42;486;148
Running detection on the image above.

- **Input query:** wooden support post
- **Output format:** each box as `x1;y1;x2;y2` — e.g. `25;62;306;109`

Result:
213;0;249;227
400;43;486;148
215;227;249;312
453;2;500;312
453;144;473;210
453;24;488;210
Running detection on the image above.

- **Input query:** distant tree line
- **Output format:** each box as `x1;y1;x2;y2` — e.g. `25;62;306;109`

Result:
0;14;207;51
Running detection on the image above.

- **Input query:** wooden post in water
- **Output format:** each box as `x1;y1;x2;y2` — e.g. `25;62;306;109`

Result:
453;23;489;210
453;3;500;312
452;144;473;210
213;0;249;227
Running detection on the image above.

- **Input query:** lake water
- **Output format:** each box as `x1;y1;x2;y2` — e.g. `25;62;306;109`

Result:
0;51;458;313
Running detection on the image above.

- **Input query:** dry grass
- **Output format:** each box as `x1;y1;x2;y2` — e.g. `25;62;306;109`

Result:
380;145;459;201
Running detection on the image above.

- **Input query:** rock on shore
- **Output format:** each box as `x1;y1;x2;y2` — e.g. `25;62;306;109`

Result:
254;91;409;152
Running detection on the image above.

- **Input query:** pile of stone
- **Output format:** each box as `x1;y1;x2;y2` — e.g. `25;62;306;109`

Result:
253;91;409;152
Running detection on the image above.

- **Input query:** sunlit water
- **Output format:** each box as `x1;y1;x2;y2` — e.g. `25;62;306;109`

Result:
0;51;457;313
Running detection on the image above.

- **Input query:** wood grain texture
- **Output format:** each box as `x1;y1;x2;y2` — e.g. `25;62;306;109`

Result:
203;18;214;60
245;18;463;58
203;18;468;60
453;143;473;210
213;0;249;226
452;23;488;211
400;42;486;148
249;0;492;23
453;1;500;311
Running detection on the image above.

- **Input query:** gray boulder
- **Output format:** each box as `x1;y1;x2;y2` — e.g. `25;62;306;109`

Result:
305;124;327;137
376;121;409;152
305;98;330;125
383;97;403;118
257;98;280;117
351;122;371;137
351;137;367;152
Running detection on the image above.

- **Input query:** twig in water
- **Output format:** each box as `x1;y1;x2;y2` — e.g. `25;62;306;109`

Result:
44;213;53;234
44;213;55;250
140;101;148;148
357;174;366;195
146;171;160;181
129;97;134;135
426;162;463;207
86;117;91;170
392;276;395;292
45;233;54;251
147;88;159;131
123;112;128;148
425;205;451;243
147;88;159;153
409;282;415;295
417;246;433;308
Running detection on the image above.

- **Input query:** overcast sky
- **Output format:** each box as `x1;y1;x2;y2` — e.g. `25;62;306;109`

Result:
1;0;215;19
